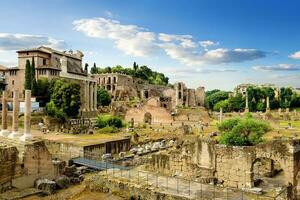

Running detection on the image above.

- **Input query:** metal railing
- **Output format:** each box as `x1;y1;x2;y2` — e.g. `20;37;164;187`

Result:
103;165;289;200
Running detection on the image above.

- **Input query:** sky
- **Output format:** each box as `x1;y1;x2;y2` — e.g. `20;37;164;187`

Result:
1;0;300;90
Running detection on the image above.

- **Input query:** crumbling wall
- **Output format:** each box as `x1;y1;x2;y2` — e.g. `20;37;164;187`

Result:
125;97;174;124
0;146;18;189
12;141;57;189
44;140;84;161
215;145;254;188
148;138;300;194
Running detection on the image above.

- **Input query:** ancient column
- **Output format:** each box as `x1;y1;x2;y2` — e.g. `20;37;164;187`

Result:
266;96;270;112
8;90;22;139
89;82;94;111
245;91;249;113
219;107;223;122
0;91;10;136
20;90;32;141
86;81;90;112
94;82;97;111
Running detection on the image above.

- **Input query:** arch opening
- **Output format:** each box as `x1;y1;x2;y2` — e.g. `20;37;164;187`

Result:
252;157;285;189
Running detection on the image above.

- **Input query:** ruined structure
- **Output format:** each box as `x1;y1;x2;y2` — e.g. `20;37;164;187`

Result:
93;73;205;109
1;46;97;116
0;90;59;191
149;138;300;198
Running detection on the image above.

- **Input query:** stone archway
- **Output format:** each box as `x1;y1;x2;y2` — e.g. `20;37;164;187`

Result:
144;112;152;124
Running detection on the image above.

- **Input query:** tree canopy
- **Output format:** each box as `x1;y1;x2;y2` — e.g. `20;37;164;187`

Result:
97;88;111;107
218;114;271;146
205;86;300;112
45;79;81;121
90;62;169;86
24;57;38;96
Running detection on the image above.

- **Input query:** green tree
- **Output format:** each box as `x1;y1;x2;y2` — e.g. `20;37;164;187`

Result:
97;88;111;106
228;93;245;112
24;60;32;90
218;114;271;146
84;63;89;73
46;79;81;119
205;91;229;110
213;99;229;112
133;62;139;72
95;114;123;128
31;57;38;96
280;87;293;108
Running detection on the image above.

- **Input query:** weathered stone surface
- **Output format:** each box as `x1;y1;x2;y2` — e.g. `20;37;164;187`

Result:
55;176;70;189
35;179;56;195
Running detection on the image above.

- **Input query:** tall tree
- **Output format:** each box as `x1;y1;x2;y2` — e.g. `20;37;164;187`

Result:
133;62;139;71
24;59;32;90
31;57;38;96
84;63;89;73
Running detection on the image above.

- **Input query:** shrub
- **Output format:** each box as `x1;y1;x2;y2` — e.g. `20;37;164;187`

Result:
218;114;271;146
95;114;123;129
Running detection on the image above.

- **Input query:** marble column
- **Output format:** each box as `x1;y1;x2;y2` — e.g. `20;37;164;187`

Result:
0;91;10;136
8;90;22;139
266;96;270;112
245;91;249;113
20;90;32;141
89;82;94;111
94;82;97;111
86;81;90;112
219;107;223;122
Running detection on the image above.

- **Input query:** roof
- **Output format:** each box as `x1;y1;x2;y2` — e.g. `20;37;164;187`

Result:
17;46;84;60
67;60;87;76
37;66;61;71
0;65;8;71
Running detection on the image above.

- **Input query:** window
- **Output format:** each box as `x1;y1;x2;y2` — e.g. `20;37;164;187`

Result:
43;58;46;65
12;80;14;85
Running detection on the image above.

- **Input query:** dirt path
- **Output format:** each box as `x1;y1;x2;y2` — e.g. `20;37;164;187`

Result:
22;184;123;200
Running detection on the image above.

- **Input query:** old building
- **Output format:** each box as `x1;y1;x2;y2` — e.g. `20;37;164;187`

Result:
2;46;97;116
93;73;205;110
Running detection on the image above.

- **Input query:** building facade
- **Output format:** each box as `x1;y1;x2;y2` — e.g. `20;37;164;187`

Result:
2;46;97;116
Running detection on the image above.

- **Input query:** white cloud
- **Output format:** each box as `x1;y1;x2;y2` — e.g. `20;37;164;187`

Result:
199;40;218;49
252;63;300;72
74;17;267;66
0;33;67;51
289;51;300;59
73;18;158;57
163;67;237;75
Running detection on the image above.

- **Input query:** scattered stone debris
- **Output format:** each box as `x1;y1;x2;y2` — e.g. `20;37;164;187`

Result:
35;179;57;195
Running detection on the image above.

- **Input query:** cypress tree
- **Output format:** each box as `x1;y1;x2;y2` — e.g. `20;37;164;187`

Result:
31;57;38;96
24;59;32;90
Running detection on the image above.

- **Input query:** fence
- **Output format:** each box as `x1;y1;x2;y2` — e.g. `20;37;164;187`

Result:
103;164;289;200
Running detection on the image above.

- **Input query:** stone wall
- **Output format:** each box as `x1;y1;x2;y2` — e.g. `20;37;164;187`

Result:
85;173;191;200
0;145;18;189
147;138;300;197
0;139;59;190
45;140;84;161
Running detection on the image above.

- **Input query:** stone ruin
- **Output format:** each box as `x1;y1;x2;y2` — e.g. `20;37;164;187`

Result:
148;138;300;199
0;90;60;192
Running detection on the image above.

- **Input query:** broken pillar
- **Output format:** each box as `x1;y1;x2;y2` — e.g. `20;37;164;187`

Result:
266;96;270;113
0;91;10;136
20;90;32;141
8;90;22;139
245;91;249;113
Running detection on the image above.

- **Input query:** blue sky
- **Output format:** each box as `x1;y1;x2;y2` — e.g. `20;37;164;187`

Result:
1;0;300;90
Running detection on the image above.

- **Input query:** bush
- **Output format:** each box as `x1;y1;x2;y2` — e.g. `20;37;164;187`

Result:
218;114;271;146
95;114;123;129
